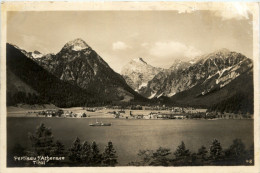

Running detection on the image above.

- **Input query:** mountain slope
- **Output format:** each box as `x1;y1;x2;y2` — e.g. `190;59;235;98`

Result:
7;70;38;95
121;58;163;92
9;43;44;60
139;49;253;113
141;49;252;99
139;59;194;98
170;67;253;109
35;38;146;102
6;43;102;107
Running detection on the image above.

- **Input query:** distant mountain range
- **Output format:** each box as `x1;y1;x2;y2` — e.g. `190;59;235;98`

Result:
6;39;254;113
122;49;253;113
134;49;252;98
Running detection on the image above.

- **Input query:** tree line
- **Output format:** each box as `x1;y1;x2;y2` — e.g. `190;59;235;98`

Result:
8;123;254;167
8;123;117;167
208;92;253;114
128;139;254;166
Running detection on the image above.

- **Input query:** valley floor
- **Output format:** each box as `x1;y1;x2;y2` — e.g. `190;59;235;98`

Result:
6;104;252;120
7;106;174;118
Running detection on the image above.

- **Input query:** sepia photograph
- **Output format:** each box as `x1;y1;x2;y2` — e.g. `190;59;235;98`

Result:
0;1;259;173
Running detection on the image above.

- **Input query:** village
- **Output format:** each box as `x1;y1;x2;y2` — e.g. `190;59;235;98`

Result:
28;105;253;120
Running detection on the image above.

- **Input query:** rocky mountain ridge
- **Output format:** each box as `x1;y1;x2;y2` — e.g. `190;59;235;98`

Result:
6;43;100;107
8;39;253;112
139;49;253;99
33;38;146;102
121;57;163;92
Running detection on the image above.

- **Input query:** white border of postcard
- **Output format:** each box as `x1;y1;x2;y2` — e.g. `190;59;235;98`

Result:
1;1;259;173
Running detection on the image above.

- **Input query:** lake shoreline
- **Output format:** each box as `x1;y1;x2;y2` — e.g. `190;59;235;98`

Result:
7;106;252;120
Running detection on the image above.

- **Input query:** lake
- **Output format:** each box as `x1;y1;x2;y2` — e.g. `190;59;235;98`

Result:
7;117;254;165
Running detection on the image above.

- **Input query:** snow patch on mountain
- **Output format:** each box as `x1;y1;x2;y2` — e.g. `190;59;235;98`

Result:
189;60;196;64
31;51;44;59
72;45;87;51
220;80;231;88
157;93;163;98
138;82;148;89
167;92;176;97
216;66;237;84
148;92;157;99
140;48;252;99
218;66;233;78
63;38;90;51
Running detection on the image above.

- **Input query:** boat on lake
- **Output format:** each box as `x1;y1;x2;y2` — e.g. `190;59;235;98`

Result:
89;120;112;126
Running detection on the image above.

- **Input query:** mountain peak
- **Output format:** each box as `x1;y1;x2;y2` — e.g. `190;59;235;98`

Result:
169;59;191;71
194;48;232;62
214;48;231;54
63;38;90;51
33;50;41;54
132;57;147;64
31;50;44;59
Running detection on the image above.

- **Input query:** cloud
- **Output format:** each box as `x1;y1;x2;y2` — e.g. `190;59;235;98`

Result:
215;3;252;20
129;32;139;38
112;41;130;50
21;34;49;53
149;41;202;59
175;3;251;21
141;42;149;47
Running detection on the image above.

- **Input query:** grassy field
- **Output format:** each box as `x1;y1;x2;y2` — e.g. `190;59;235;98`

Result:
7;105;184;118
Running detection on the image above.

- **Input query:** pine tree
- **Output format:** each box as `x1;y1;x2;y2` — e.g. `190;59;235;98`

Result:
197;145;208;160
229;139;245;157
102;141;118;166
9;143;27;167
174;141;191;159
135;149;153;166
90;141;102;166
150;147;171;166
11;143;26;156
53;140;65;156
225;139;246;164
28;123;55;156
81;141;92;165
68;137;82;163
173;141;191;166
209;139;223;161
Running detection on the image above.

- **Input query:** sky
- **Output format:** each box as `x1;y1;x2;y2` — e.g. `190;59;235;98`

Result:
7;8;253;73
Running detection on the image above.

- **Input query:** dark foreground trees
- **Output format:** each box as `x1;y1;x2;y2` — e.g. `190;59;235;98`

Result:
102;141;118;166
224;139;248;165
197;145;208;162
129;139;254;166
68;137;82;163
209;139;223;162
9;123;253;167
67;138;117;166
173;141;191;166
81;141;92;165
150;147;171;166
28;123;56;156
8;123;118;167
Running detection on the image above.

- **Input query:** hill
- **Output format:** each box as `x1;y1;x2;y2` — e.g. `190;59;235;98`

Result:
7;43;102;107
